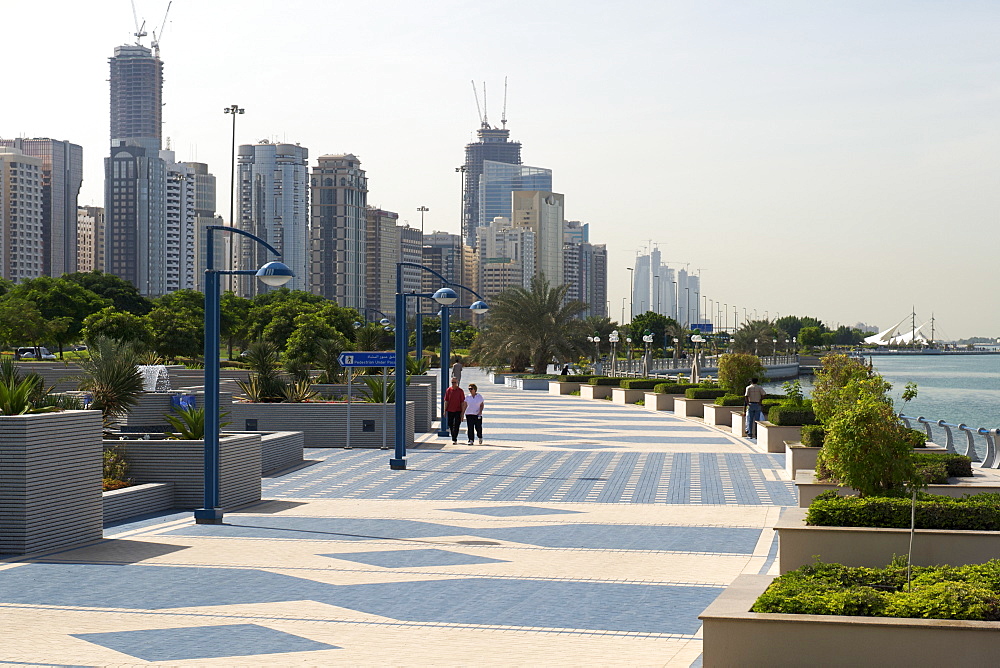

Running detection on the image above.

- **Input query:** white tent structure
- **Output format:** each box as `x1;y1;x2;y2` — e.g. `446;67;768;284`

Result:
864;316;931;346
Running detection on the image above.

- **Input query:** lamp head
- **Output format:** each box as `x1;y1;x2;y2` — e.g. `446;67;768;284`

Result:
256;261;293;286
379;318;390;326
470;300;489;314
433;287;458;305
353;321;362;329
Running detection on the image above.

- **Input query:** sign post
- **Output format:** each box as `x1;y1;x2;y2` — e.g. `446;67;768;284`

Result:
338;352;397;451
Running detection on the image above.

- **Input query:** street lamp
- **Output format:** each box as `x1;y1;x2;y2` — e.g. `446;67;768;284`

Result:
609;329;620;376
195;226;292;524
642;330;654;377
417;205;429;237
754;338;759;356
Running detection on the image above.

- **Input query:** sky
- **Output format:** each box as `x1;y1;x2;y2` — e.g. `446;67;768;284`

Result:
5;0;1000;339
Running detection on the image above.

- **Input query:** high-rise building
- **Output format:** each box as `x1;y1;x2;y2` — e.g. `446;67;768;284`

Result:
564;220;589;245
478;161;551;229
476;217;535;298
421;230;462;294
631;247;679;322
310;154;366;307
182;162;220;289
400;224;423;312
0;138;83;276
461;124;521;246
109;45;162;152
564;241;607;318
237;141;310;297
0;147;44;282
511;191;564;289
77;205;105;272
365;207;400;318
162;151;196;292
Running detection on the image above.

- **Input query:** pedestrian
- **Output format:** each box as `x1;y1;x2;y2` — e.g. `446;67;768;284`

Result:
560;365;570;376
450;357;463;384
462;383;484;445
744;377;767;438
443;377;465;444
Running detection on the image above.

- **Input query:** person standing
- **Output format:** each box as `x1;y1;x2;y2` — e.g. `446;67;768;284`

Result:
451;358;463;384
443;377;466;444
462;383;485;445
744;377;767;438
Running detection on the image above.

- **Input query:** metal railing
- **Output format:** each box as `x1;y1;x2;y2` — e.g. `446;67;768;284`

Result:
607;354;798;378
898;414;1000;468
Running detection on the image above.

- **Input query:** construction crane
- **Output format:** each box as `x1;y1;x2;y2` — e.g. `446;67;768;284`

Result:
131;0;147;46
501;76;508;129
151;1;172;58
471;80;485;128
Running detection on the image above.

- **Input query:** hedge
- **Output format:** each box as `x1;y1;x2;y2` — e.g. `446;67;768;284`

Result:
588;377;621;386
806;490;1000;530
767;405;818;426
619;378;662;390
801;425;826;447
904;428;928;448
520;374;557;379
751;559;1000;620
714;394;746;407
652;383;700;394
685;388;728;400
556;375;594;383
912;452;974;478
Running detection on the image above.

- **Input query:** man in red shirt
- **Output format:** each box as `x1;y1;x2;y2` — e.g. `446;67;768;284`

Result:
443;377;466;444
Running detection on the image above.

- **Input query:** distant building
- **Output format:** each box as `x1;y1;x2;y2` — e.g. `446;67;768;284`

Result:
475;217;535;298
310;154;366;308
365;207;401;318
563;220;589;245
511;191;564;289
461;124;521;246
421;230;463;294
77;205;105;272
0;147;44;282
0;138;83;276
564;241;607;318
162;151;196;292
237;141;310;297
478;161;551;230
109;44;162;152
182;161;220;290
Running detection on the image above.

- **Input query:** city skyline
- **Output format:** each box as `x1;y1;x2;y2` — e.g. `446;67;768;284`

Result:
5;1;1000;337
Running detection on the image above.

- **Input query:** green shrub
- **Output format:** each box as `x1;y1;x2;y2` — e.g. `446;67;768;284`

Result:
915;461;949;485
684;388;728;400
767;405;818;426
717;353;767;394
520;374;557;379
652;383;699;394
588;377;621;386
762;398;784;410
904;428;928;448
806;490;1000;530
912;452;973;478
569;390;581;396
557;375;593;383
801;425;826;447
619;378;661;390
714;394;746;407
751;559;1000;620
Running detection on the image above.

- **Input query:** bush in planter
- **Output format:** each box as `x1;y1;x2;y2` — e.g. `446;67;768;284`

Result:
904;428;928;448
714;394;746;407
801;424;826;447
652;383;699;394
806;490;1000;530
767;404;818;426
912;452;974;478
619;378;661;390
684;387;728;400
717;353;767;394
557;375;594;383
588;377;621;386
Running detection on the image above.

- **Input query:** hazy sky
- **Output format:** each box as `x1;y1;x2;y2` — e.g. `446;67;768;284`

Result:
5;1;999;339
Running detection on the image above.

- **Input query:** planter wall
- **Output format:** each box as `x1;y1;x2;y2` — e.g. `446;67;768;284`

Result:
580;385;613;400
409;375;439;421
103;482;174;525
700;574;1000;668
732;410;745;437
117;391;230;432
795;469;1000;507
227;401;416;449
673;397;711;419
776;507;1000;572
312;382;433;433
785;444;820;479
611;388;645;405
513;378;551;390
549;381;581;395
757;422;802;453
642;392;675;412
703;403;737;426
255;431;304;476
487;372;513;385
1;410;104;555
113;433;261;509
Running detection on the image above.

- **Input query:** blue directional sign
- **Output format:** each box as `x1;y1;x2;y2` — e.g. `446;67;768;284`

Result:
338;351;397;367
691;323;714;333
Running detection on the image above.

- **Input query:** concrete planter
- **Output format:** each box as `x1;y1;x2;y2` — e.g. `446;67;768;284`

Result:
756;422;801;453
228;400;416;449
111;433;261;509
785;444;820;479
703;403;738;426
611;388;644;405
776;506;1000;572
549;381;581;395
795;469;1000;507
103;482;174;525
0;410;104;555
580;384;614;400
487;372;513;385
512;378;551;390
313;382;434;433
642;392;676;411
673;397;711;419
700;574;1000;667
732;410;746;437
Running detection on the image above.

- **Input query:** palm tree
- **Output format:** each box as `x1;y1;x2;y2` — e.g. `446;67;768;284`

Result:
76;336;144;428
472;275;588;373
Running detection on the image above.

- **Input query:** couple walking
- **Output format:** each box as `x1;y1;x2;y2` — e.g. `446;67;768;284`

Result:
443;377;484;445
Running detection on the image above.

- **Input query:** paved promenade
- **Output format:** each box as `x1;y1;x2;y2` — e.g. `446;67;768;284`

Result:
0;369;793;666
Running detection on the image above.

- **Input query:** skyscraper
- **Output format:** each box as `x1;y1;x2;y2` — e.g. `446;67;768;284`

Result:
109;45;162;152
511;190;565;288
476;217;535;298
182;162;221;288
478;161;551;227
0;147;44;282
77;205;105;272
237;141;310;297
461;124;521;246
0;138;83;277
310;153;367;307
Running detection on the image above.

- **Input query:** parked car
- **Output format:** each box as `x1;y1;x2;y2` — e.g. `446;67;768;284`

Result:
16;347;56;360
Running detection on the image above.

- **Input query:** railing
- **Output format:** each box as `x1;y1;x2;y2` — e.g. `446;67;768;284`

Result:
898;414;1000;468
607;354;798;378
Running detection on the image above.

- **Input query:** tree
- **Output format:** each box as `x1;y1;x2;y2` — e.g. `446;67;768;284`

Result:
76;337;144;429
63;271;153;315
471;275;588;373
798;326;824;348
627;312;680;350
220;291;252;359
732;320;790;355
0;297;51;352
284;312;349;380
774;315;826;339
82;307;154;349
717;353;767;394
146;305;203;362
7;276;111;357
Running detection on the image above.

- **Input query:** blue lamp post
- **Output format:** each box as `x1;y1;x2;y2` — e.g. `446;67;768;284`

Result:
436;290;488;437
194;225;292;524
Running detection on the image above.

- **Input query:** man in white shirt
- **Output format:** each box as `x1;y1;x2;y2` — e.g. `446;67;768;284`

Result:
462;383;485;445
744;378;767;438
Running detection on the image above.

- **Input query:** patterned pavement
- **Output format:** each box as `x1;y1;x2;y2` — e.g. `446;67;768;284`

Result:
0;368;792;666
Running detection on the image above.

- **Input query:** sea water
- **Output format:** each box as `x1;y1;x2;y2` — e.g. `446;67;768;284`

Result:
765;354;1000;430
